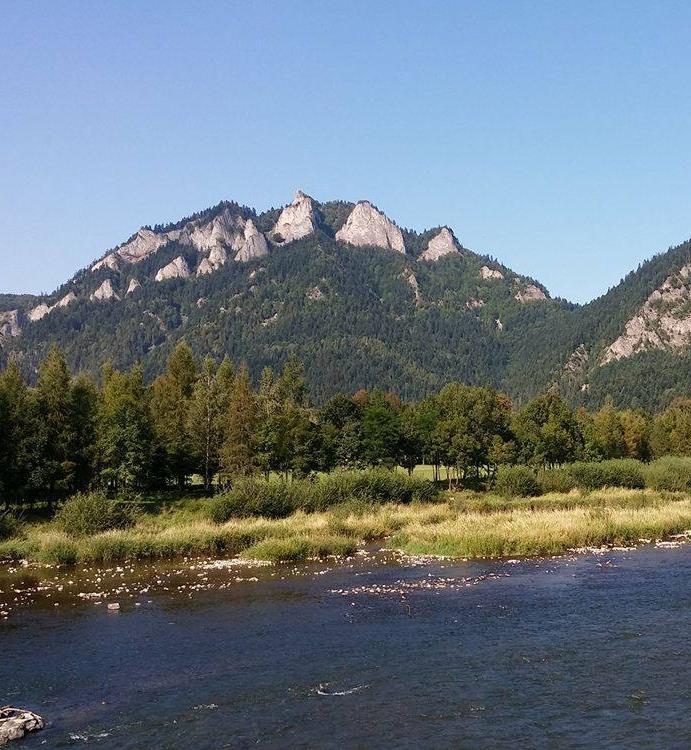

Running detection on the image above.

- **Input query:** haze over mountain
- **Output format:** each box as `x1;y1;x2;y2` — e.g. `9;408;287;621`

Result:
1;189;689;410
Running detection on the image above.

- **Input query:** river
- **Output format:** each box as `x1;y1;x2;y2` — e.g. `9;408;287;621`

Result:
1;545;690;748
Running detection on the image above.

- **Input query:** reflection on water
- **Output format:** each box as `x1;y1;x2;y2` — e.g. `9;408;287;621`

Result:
1;546;690;749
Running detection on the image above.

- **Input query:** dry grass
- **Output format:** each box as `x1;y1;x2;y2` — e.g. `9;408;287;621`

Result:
1;488;689;565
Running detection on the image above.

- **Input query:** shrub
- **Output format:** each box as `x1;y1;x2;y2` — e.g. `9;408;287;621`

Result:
209;479;298;522
494;466;541;498
55;492;138;537
644;457;691;492
537;467;576;494
567;460;645;490
209;470;440;522
0;510;19;541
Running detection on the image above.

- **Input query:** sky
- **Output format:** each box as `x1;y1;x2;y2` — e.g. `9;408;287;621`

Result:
2;1;691;303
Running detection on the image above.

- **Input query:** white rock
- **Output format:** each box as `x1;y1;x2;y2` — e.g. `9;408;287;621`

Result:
401;270;421;304
56;291;77;308
91;253;120;272
271;190;318;244
117;228;168;264
90;279;120;301
479;265;504;280
602;262;691;363
234;219;269;262
187;206;243;254
514;283;547;303
0;309;21;338
126;278;141;295
495;318;504;331
155;256;190;282
336;201;405;254
419;227;460;261
0;707;45;745
196;245;228;276
28;303;52;322
466;298;485;309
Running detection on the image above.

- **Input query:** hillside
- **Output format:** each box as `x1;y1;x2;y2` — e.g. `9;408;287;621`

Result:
1;190;690;408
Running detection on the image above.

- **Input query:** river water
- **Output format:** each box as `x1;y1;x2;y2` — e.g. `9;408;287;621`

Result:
1;545;690;749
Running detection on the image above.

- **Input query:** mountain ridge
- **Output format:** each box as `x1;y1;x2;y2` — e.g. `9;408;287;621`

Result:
1;190;690;409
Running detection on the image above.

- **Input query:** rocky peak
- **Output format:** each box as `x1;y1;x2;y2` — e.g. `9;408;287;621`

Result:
91;253;120;273
126;278;141;295
271;190;319;244
601;263;691;364
185;206;244;255
155;256;190;282
234;219;269;262
335;201;405;254
27;291;77;322
420;227;460;261
0;310;21;339
90;279;119;302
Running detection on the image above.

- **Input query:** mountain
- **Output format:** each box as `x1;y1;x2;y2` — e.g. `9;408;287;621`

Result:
1;189;690;409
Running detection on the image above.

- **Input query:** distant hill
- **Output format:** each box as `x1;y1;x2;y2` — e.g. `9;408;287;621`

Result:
1;189;690;409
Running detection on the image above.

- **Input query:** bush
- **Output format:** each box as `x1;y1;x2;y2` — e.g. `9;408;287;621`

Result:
209;470;440;523
55;492;138;537
644;457;691;492
537;468;576;494
494;466;541;498
567;460;645;490
0;510;19;541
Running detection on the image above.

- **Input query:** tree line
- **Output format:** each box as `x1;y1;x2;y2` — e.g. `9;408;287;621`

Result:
1;342;690;501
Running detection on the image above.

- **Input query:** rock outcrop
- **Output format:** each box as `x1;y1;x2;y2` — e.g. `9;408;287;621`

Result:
336;201;405;254
0;310;21;340
480;265;504;280
91;253;120;272
401;270;421;304
420;227;460;261
91;279;119;301
28;303;52;322
185;206;244;255
116;229;169;264
466;298;485;309
0;707;45;745
601;263;691;364
155;256;190;282
197;245;228;276
27;291;77;322
126;278;141;295
271;190;319;244
514;283;547;303
234;220;269;262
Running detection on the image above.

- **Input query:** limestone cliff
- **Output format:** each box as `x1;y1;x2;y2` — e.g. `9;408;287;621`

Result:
155;256;190;282
234;220;269;262
271;190;318;244
91;279;120;301
419;227;460;261
601;263;691;363
336;201;405;254
0;310;21;340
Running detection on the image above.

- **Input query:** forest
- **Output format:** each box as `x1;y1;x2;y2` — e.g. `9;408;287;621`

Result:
2;342;690;506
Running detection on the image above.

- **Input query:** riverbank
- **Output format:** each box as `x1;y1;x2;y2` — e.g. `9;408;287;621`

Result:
2;488;690;566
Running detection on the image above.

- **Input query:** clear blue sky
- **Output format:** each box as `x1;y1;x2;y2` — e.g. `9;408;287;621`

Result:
2;1;691;303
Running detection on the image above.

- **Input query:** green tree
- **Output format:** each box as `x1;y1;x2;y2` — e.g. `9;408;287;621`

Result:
650;398;691;457
361;391;403;468
151;342;197;487
97;365;155;489
513;389;583;467
219;365;258;481
187;357;228;492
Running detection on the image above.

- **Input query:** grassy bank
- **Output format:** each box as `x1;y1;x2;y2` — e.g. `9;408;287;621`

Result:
1;488;690;565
